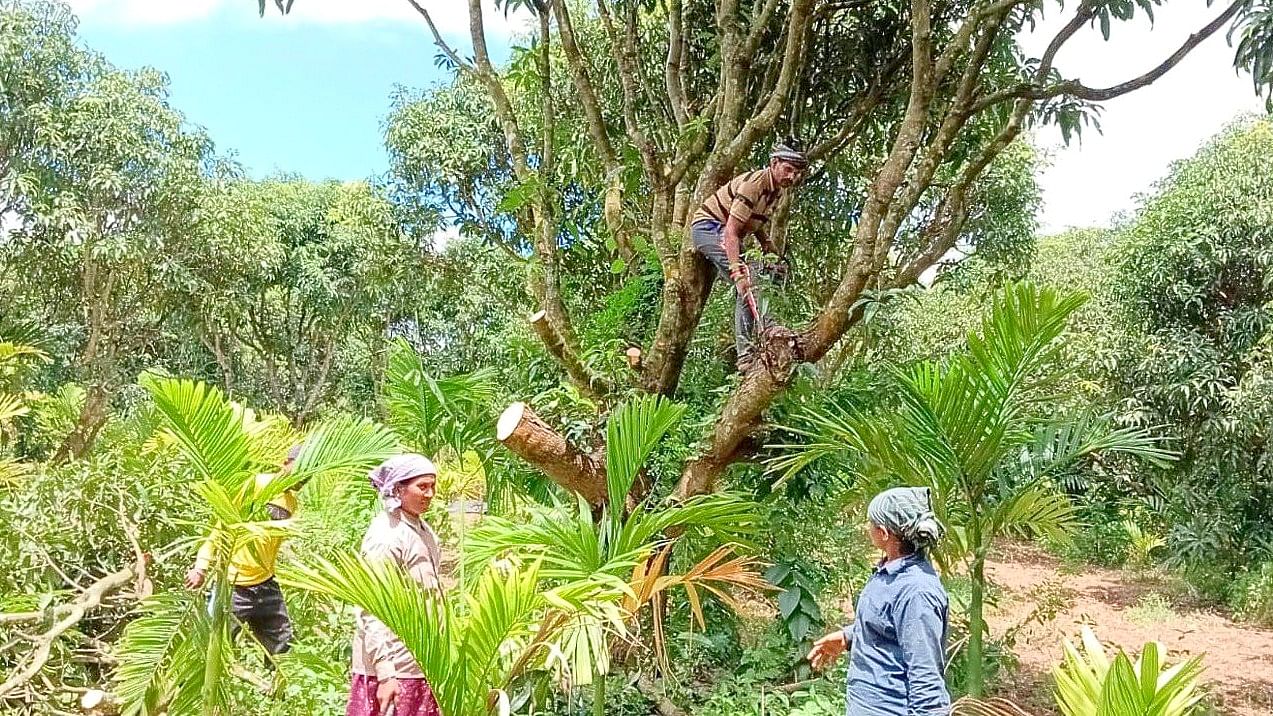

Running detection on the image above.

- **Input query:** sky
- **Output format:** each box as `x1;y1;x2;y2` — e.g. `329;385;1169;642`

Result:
67;0;527;180
64;0;1268;234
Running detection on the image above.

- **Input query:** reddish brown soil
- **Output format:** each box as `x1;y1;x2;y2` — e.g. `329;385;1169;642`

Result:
984;544;1273;715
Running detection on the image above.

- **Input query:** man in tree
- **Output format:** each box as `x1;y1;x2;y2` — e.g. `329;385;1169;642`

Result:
185;444;302;659
691;140;808;371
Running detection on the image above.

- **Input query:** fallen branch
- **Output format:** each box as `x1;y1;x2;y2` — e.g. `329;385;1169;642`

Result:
0;564;138;698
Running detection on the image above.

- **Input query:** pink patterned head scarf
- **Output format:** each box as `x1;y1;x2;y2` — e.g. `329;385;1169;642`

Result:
368;454;437;512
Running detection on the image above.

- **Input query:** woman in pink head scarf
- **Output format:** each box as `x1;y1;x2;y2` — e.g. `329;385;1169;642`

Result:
346;454;443;716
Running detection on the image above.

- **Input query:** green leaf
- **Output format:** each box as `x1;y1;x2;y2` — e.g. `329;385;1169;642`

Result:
604;394;686;519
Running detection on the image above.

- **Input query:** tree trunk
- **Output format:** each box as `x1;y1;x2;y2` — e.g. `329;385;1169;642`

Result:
497;402;607;505
967;549;987;697
53;384;110;463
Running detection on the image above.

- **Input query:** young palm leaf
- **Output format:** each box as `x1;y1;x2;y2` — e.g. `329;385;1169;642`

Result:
279;553;551;716
604;394;685;518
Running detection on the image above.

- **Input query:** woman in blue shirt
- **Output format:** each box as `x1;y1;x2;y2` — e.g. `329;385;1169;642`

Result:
807;487;951;716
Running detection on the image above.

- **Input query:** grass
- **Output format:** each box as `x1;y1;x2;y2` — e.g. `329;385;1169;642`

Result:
1126;592;1178;625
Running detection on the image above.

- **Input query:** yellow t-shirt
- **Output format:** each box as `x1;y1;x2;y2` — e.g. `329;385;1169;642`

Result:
194;473;299;587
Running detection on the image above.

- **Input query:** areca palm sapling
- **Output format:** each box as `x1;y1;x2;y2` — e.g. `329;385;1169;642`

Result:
466;394;768;713
769;282;1176;696
111;376;399;715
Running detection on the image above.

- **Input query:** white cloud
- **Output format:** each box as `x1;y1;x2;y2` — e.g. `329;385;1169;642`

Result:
1019;4;1266;233
66;0;530;36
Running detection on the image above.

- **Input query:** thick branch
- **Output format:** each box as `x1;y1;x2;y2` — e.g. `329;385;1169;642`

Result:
895;95;1033;285
596;0;664;177
0;565;138;698
497;402;607;505
744;0;785;61
803;0;937;359
721;0;817;163
549;0;635;263
529;311;613;397
551;0;617;168
665;0;690;128
877;8;1008;253
466;0;530;178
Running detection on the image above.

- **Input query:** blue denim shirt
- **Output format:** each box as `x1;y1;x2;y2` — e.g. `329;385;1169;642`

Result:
842;553;950;716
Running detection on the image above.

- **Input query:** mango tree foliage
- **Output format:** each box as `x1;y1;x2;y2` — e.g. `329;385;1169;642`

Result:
1115;118;1273;568
1;0;223;459
184;178;430;424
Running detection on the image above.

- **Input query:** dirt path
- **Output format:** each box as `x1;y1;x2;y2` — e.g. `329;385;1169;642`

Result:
984;544;1273;715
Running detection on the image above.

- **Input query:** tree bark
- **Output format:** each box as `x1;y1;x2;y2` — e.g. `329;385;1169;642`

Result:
497;402;607;505
530;311;611;399
53;383;109;463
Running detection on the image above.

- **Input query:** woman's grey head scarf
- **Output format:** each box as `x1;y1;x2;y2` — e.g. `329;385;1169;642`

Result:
368;454;437;512
867;486;945;550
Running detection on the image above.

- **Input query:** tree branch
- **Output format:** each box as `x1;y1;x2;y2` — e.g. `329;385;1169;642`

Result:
665;0;690;128
972;0;1238;114
497;402;607;505
0;565;138;698
405;0;477;74
529;311;613;397
597;0;664;177
466;0;531;178
723;0;817;163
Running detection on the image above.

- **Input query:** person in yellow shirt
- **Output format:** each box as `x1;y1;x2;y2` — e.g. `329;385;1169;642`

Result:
185;445;302;656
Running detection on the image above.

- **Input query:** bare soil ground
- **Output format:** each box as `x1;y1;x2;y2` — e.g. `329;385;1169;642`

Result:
984;544;1273;715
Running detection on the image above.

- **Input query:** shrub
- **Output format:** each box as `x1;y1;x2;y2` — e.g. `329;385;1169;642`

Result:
1229;561;1273;627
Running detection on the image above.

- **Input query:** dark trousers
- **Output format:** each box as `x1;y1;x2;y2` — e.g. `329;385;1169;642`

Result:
691;219;769;359
210;577;293;655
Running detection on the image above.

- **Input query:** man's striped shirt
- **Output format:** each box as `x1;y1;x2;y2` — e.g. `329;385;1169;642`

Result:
692;167;784;239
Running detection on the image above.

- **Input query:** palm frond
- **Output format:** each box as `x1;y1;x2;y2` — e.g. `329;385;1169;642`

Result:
1053;626;1204;716
1022;414;1178;482
0;340;49;371
463;497;645;592
268;414;400;501
0;392;29;427
279;551;458;711
112;592;206;716
0;457;29;489
458;560;550;705
604;394;685;517
765;401;865;487
279;552;551;716
140;375;256;492
984;484;1079;546
965;282;1088;400
384;339;499;456
618;492;761;553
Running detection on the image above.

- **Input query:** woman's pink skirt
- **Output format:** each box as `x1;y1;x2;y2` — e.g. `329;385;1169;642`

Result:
346;673;441;716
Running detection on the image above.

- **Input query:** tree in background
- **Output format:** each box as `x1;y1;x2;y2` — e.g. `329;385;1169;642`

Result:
1;0;219;460
1114;118;1273;572
184;179;430;425
265;0;1273;513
